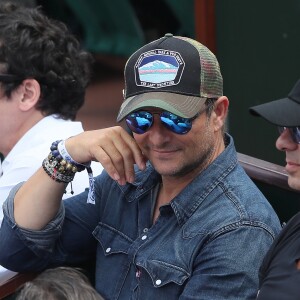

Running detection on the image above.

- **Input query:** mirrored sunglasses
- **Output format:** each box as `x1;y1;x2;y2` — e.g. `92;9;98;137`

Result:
125;110;199;135
278;126;300;144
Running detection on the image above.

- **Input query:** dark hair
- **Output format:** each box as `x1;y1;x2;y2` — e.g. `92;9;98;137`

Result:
204;97;228;134
0;2;93;120
205;98;217;117
16;267;104;300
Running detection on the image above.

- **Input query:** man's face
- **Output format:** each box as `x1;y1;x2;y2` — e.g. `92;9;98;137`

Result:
276;128;300;190
133;106;224;179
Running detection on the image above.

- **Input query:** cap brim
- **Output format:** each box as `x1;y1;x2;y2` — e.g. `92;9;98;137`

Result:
249;97;300;127
116;92;206;122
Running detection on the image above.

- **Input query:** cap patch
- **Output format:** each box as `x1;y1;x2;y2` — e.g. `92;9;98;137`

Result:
135;49;185;89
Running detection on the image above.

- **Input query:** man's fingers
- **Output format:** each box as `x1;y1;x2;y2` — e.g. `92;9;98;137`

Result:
92;127;145;184
112;138;137;183
65;127;146;185
92;146;125;184
120;130;147;171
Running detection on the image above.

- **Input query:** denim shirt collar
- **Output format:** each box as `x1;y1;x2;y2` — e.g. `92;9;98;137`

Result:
118;133;238;226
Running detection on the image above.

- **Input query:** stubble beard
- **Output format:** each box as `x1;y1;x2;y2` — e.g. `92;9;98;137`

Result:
152;142;215;178
171;147;214;177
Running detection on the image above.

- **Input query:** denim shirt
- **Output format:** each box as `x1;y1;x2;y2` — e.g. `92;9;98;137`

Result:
0;134;281;300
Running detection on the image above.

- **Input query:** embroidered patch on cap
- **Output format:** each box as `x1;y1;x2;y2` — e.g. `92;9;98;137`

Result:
134;49;185;89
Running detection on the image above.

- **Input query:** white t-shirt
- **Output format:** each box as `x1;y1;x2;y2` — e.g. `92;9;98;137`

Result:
0;114;103;223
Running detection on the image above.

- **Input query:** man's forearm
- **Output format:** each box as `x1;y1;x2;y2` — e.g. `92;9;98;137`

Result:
13;126;146;230
14;167;65;230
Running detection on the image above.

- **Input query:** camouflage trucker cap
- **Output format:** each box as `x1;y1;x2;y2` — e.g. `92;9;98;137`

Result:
116;33;223;122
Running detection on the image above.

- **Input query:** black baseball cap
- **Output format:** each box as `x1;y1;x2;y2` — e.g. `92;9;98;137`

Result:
249;79;300;127
116;33;223;122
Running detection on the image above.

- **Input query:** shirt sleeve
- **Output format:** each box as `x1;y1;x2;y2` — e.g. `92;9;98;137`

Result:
0;182;65;271
0;178;102;273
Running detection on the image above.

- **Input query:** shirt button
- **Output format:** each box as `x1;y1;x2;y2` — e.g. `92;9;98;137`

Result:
143;228;148;233
141;235;147;240
105;247;111;253
156;279;162;285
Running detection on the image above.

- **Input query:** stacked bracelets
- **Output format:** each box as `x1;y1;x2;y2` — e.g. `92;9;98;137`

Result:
42;140;95;204
43;153;77;183
42;140;85;183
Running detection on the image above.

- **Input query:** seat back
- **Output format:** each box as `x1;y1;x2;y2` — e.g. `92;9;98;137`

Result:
238;152;300;223
63;0;145;56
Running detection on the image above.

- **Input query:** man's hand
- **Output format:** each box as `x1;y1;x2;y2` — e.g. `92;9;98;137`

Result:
65;126;147;185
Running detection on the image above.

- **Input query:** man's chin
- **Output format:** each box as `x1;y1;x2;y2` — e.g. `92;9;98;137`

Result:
287;176;300;191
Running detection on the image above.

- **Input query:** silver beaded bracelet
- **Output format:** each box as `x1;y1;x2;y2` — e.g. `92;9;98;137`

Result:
42;156;75;183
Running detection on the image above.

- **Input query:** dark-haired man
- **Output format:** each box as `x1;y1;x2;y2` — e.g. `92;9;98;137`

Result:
250;79;300;300
0;34;281;299
0;1;102;282
0;2;102;223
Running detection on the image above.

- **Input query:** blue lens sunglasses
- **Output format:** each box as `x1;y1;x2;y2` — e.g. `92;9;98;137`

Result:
278;126;300;144
125;110;200;135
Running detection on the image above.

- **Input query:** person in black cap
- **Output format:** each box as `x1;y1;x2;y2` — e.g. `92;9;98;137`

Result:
250;79;300;300
0;34;281;299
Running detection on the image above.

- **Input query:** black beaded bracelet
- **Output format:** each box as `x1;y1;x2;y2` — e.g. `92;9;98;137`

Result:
42;139;96;204
51;140;86;172
42;154;76;183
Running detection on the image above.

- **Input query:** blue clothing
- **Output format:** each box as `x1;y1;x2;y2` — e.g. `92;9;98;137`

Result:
0;134;281;300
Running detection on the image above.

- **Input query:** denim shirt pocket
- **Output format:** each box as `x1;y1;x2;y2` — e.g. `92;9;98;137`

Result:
93;223;135;298
93;222;133;255
138;259;190;288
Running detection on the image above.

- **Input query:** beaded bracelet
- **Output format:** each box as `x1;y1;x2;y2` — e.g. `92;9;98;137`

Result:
57;140;92;172
51;140;86;172
42;140;96;204
42;155;75;183
56;140;95;204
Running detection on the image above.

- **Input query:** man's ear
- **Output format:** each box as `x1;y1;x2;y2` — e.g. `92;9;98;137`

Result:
17;79;41;112
212;96;229;131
